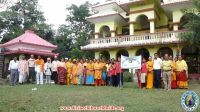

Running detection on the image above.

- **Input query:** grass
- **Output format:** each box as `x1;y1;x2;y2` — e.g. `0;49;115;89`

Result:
0;82;199;112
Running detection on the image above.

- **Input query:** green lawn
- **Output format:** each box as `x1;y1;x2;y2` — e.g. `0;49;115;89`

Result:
0;83;199;112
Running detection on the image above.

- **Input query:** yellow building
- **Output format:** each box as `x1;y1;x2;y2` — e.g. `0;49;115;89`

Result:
81;0;200;74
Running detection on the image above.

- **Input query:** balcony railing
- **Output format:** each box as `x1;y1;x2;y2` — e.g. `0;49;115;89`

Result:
81;30;188;50
161;0;190;5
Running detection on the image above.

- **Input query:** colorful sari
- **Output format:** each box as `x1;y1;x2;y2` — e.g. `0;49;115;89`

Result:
146;61;153;89
57;67;66;85
171;61;177;89
176;60;188;89
72;64;78;85
86;63;94;85
66;62;72;85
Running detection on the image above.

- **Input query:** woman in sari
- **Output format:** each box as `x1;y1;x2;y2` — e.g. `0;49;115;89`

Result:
94;59;102;86
57;58;67;85
146;56;154;89
66;59;72;85
176;55;188;89
171;56;177;89
77;59;84;85
86;60;94;85
72;59;78;85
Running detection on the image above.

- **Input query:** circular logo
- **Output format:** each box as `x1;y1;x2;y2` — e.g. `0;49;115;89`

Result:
181;91;199;112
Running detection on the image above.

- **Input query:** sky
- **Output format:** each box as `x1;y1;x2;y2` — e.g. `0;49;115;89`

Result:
38;0;102;29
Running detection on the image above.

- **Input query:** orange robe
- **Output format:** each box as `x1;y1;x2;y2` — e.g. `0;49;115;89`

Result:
66;62;72;85
72;63;78;85
146;60;153;89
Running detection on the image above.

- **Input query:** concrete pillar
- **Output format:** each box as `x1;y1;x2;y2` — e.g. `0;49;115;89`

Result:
109;50;117;59
95;51;100;59
149;20;155;33
129;22;135;35
94;33;99;39
173;23;179;31
111;31;116;37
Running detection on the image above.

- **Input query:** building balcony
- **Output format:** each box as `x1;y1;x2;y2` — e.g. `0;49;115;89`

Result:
81;30;187;50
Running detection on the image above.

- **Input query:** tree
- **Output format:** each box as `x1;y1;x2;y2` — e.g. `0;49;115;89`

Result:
55;2;95;59
0;0;54;43
181;0;200;45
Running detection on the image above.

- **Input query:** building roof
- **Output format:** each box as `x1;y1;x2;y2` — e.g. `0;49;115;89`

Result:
3;49;59;57
0;30;57;48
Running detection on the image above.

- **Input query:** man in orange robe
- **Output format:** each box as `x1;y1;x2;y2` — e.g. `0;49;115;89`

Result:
35;56;44;85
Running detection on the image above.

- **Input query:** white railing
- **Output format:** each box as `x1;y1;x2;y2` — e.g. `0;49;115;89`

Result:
81;30;188;50
161;0;190;5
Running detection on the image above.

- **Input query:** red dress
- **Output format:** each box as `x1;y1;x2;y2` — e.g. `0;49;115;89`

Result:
57;67;66;85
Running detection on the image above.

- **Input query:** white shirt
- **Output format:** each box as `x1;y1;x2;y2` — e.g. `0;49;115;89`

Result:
153;58;162;70
52;60;60;72
28;58;35;67
8;60;19;70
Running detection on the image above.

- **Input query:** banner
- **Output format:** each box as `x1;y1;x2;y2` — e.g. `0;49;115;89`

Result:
121;55;141;69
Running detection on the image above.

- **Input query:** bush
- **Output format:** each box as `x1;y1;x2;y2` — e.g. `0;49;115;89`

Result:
123;71;132;82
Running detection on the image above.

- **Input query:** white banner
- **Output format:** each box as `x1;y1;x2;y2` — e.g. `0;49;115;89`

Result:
121;55;141;69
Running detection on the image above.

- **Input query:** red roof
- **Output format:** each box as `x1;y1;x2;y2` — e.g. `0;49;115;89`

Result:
0;30;57;48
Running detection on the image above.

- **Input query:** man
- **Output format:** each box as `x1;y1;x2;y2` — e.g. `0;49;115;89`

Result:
176;55;188;89
35;56;44;85
18;56;28;84
51;56;60;84
153;53;162;88
8;57;19;86
162;54;173;91
28;54;35;83
115;57;123;87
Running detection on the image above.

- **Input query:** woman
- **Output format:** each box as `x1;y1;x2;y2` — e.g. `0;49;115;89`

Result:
176;56;188;89
77;59;84;85
57;58;67;85
18;56;28;84
94;59;102;86
139;58;147;88
171;57;177;89
72;59;78;85
44;58;52;84
146;56;154;89
86;60;94;85
106;60;111;86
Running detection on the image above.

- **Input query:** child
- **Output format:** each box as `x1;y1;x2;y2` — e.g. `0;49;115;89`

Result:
140;58;148;88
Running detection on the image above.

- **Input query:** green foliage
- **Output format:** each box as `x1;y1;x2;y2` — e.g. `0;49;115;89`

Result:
123;71;132;82
54;2;95;59
0;0;54;43
181;0;200;45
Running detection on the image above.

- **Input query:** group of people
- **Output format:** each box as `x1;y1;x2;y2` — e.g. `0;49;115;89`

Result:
139;53;188;90
8;53;189;90
8;55;123;87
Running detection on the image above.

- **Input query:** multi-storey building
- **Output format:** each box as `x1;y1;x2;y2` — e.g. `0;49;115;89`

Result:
81;0;199;74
